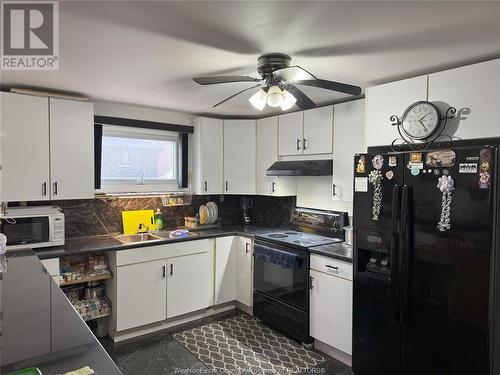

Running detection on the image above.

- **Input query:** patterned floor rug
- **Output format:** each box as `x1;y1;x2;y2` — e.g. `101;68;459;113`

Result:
173;314;327;374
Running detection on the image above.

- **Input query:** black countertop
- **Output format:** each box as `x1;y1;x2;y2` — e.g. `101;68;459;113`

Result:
308;242;354;263
0;250;122;375
34;225;353;263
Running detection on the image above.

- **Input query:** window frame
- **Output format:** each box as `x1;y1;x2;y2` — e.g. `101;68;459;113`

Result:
98;125;182;193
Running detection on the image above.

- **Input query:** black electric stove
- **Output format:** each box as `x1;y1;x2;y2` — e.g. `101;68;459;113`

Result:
253;208;349;345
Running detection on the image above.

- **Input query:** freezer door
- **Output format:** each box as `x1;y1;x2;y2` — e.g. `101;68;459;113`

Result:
353;153;404;230
353;153;404;375
400;147;495;375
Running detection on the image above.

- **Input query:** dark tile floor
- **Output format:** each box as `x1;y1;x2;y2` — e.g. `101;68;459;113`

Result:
99;310;353;375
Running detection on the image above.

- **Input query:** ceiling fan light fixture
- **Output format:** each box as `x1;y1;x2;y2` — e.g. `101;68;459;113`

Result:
280;89;297;111
248;88;267;111
266;85;284;108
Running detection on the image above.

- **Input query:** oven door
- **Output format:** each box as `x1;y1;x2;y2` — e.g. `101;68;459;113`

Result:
1;216;50;248
253;240;309;311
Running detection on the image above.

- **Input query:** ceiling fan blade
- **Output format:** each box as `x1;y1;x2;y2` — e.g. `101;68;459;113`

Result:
282;84;315;110
295;79;362;96
193;75;261;85
213;84;262;108
273;65;317;82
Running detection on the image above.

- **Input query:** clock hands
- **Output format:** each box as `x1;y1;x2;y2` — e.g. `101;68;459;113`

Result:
419;119;428;131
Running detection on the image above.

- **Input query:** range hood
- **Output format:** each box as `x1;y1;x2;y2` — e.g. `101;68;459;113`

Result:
266;160;333;176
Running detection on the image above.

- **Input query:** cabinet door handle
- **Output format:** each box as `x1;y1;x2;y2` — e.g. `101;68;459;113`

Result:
325;264;339;271
296;138;301;150
245;243;250;254
170;264;174;276
225;181;228;191
42;182;47;196
332;183;336;197
309;275;314;290
162;266;166;279
53;181;58;196
271;181;276;193
204;181;208;192
303;138;307;150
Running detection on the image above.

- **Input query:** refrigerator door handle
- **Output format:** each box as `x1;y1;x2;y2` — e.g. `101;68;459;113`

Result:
390;184;401;323
400;185;411;325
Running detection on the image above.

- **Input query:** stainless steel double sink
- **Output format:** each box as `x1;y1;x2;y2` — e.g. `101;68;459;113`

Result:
114;231;197;245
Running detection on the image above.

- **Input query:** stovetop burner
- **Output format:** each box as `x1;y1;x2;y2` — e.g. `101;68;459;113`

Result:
260;230;343;248
268;233;288;239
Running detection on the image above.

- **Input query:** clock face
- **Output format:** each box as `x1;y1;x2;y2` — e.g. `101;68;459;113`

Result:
401;102;440;140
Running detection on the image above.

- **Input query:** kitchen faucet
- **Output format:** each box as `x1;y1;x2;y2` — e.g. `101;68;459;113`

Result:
137;223;149;234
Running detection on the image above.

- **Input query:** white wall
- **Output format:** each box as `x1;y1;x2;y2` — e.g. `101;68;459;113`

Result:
94;101;194;125
296;100;365;217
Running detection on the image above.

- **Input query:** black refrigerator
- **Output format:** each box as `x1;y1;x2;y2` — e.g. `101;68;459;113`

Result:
352;146;500;375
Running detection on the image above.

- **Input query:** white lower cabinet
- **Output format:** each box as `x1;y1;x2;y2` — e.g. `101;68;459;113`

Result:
214;236;253;307
167;252;210;318
116;259;167;331
236;237;253;307
310;255;353;355
215;236;237;304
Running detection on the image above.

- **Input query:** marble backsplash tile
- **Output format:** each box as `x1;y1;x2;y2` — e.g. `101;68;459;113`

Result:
23;195;296;238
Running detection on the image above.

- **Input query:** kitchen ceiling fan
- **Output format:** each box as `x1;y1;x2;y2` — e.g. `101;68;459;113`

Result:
193;53;362;111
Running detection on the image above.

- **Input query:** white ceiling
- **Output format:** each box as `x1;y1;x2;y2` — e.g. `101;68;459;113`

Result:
2;1;500;118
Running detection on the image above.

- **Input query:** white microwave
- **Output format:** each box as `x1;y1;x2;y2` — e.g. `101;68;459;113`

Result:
0;206;65;250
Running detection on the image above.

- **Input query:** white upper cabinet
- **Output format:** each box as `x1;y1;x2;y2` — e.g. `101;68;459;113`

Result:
1;93;50;202
223;120;256;194
0;93;94;202
365;75;428;148
193;117;224;195
278;111;303;156
428;58;500;139
303;106;333;155
278;107;333;156
49;98;94;200
256;116;296;196
333;100;365;203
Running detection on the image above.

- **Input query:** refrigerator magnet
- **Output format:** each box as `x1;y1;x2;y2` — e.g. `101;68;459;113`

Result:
480;162;490;173
479;172;490;189
372;155;384;170
355;177;368;192
410;166;420;176
385;170;394;180
356;156;366;174
388;156;397;167
480;148;492;163
410;152;422;164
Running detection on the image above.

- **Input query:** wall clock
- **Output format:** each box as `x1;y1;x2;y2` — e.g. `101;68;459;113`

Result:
401;101;440;140
390;101;456;152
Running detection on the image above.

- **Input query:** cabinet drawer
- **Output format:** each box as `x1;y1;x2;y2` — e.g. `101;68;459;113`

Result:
310;254;352;280
116;239;211;266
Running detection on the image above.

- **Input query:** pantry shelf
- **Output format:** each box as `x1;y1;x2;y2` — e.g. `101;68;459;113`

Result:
60;273;112;286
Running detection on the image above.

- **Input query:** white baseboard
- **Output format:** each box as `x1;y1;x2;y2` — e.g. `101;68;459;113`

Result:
314;339;352;367
111;303;237;342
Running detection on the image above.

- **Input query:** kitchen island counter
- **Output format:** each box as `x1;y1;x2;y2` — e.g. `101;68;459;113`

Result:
0;250;122;375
